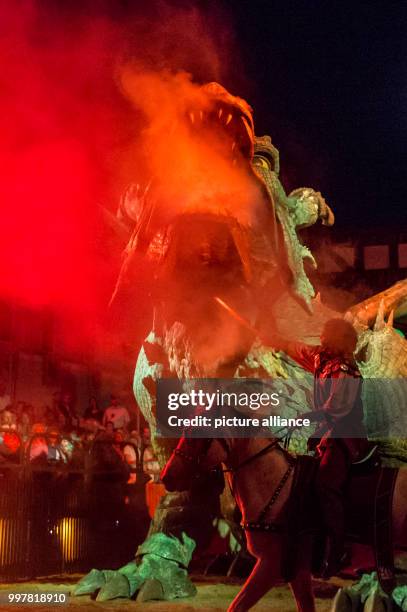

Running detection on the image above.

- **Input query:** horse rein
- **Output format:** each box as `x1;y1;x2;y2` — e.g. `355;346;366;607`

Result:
243;456;295;532
218;438;296;533
173;437;296;533
219;438;279;474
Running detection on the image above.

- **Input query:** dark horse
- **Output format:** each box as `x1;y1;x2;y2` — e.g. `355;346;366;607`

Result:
161;435;407;612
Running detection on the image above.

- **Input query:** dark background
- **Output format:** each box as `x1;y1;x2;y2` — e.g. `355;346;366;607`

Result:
89;0;407;231
228;0;407;231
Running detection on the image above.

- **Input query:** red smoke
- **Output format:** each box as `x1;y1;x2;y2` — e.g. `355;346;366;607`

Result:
0;2;124;313
0;0;242;356
120;69;263;227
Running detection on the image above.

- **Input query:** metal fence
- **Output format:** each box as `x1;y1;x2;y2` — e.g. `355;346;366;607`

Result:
0;435;150;581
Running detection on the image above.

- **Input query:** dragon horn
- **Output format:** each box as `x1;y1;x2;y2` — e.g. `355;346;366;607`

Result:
373;299;386;331
386;309;394;328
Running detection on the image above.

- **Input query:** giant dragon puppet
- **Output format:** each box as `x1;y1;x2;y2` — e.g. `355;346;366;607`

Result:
73;81;407;611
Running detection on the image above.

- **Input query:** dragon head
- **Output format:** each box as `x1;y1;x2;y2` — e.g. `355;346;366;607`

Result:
111;79;335;372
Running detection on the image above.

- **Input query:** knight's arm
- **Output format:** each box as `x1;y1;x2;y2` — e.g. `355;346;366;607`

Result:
265;333;318;373
320;372;361;419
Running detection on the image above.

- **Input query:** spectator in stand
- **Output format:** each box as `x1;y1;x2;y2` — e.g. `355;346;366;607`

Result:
141;426;151;446
143;445;160;482
139;426;152;459
106;421;115;435
47;428;66;463
1;408;16;430
28;423;48;463
141;427;160;482
59;392;79;432
84;396;103;423
82;397;104;435
96;420;114;441
128;430;141;451
82;417;104;436
60;437;74;462
112;429;125;455
17;409;31;440
63;436;85;468
0;404;20;463
70;431;83;454
82;431;96;448
122;432;141;484
90;427;129;481
60;437;75;463
51;391;62;422
102;395;130;431
0;429;20;463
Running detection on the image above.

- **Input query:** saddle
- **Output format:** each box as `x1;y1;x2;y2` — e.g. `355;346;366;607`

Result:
283;450;398;593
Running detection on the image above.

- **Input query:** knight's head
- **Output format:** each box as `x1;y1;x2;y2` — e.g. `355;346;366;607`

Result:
321;318;358;356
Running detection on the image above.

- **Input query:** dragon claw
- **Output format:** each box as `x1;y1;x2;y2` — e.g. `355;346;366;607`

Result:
70;569;105;596
330;587;361;612
136;578;165;602
95;572;130;601
363;587;392;612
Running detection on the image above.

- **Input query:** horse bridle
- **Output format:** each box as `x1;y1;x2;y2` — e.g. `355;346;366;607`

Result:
174;437;278;471
218;438;279;474
174;437;214;467
173;436;295;532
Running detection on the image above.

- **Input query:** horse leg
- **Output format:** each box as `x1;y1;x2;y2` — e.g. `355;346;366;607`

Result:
289;534;315;612
289;569;315;612
227;556;279;612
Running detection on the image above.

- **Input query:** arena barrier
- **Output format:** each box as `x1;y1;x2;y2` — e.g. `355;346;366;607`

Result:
0;434;150;581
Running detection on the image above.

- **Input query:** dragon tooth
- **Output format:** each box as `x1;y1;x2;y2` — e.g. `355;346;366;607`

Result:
226;113;233;125
240;115;253;139
189;112;195;124
218;108;223;119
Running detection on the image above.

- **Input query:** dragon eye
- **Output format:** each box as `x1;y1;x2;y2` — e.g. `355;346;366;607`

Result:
253;156;271;171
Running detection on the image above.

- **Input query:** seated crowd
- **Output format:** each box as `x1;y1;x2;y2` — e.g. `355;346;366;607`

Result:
0;392;160;484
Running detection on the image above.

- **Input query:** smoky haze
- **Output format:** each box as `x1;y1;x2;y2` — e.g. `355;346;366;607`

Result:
0;1;242;357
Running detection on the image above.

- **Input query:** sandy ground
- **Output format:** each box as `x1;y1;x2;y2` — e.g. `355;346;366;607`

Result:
0;576;347;611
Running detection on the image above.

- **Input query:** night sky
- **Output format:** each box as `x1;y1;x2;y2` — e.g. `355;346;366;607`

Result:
216;0;407;231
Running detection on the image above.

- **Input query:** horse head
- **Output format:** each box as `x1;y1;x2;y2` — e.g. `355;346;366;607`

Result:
161;435;228;492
